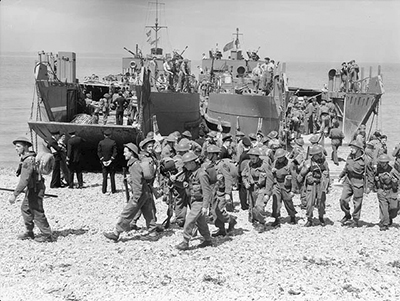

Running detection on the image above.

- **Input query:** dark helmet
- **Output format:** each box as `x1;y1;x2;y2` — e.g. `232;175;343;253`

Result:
207;145;221;153
124;142;139;155
139;137;155;150
294;137;304;146
182;151;198;163
349;140;364;149
274;148;286;159
13;136;32;147
378;154;390;163
248;148;261;156
309;145;323;155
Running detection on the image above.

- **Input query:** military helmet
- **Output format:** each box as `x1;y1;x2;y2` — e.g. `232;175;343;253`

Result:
207;145;221;153
309;145;323;155
175;140;190;152
268;139;280;149
274;148;286;159
182;151;198;163
139;137;155;150
267;130;278;139
248;148;261;156
378;154;390;163
349;140;364;149
294;137;304;146
13;136;32;147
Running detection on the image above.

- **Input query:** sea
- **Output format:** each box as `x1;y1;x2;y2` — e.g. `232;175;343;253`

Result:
0;52;399;168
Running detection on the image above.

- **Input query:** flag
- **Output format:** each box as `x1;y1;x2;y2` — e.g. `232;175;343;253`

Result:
150;37;160;45
146;30;151;37
223;40;234;52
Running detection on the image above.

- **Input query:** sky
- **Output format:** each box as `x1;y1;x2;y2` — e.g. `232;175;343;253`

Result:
0;0;399;63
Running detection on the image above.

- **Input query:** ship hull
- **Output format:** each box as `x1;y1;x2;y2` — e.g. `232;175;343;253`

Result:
205;93;280;135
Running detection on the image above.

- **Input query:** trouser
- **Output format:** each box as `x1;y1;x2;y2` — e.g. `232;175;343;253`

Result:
331;144;340;165
116;187;156;233
102;164;116;193
320;114;330;136
130;195;158;227
102;110;109;125
173;186;188;226
272;183;296;218
21;182;52;236
116;110;124;125
238;179;248;210
377;190;399;226
182;200;211;243
248;186;268;224
68;162;83;188
290;162;300;193
59;153;70;185
50;159;61;188
339;180;364;221
305;184;326;218
212;192;233;230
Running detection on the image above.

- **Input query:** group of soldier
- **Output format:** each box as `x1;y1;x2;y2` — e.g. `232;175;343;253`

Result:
9;119;399;246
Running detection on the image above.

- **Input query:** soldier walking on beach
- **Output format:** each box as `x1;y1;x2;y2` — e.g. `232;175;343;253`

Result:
175;151;213;250
103;143;158;242
206;145;237;237
9;137;53;242
329;120;345;165
338;140;374;227
373;154;399;231
298;145;330;227
241;148;273;233
66;131;84;189
97;129;117;194
270;149;297;227
113;92;128;125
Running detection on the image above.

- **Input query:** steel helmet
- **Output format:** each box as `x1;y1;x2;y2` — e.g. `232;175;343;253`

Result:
349;140;364;149
175;140;190;152
267;130;278;139
309;145;323;155
182;151;198;163
309;135;319;144
274;148;286;159
378;154;390;163
295;137;304;146
139;137;155;150
248;148;261;156
207;145;221;153
268;139;280;149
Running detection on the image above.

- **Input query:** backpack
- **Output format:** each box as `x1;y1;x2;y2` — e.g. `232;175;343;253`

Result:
35;152;55;176
220;158;239;181
140;156;156;180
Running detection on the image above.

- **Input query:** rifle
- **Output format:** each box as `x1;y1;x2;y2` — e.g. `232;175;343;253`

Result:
161;169;185;229
122;167;130;202
0;187;58;198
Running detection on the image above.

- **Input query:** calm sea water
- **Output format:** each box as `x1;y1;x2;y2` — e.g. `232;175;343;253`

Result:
1;52;399;168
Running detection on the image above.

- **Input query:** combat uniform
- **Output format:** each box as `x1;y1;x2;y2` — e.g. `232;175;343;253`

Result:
374;157;399;230
14;151;52;240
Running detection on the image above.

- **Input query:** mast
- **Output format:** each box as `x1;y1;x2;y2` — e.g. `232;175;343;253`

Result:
146;0;167;52
233;28;242;50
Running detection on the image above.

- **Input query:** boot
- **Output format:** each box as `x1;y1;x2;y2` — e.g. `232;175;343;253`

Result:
103;231;120;242
319;216;326;226
340;215;351;225
140;233;159;241
255;223;265;233
271;218;280;228
348;219;359;228
34;235;53;243
227;216;237;233
212;228;227;237
175;241;189;251
290;216;297;225
304;218;313;227
17;231;34;240
197;240;212;248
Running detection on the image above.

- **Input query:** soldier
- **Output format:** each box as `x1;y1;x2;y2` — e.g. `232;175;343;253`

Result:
338;140;374;227
66;131;84;189
103;143;158;242
329;120;345;165
374;154;398;231
200;131;218;159
175;151;213;250
113;91;129;125
219;133;233;159
298;145;330;227
288;137;306;194
47;130;63;188
9;137;53;242
99;93;111;125
308;134;328;157
206;145;237;236
238;137;252;210
161;134;177;159
319;100;330;137
242;148;273;233
271;149;297;227
97;129;118;194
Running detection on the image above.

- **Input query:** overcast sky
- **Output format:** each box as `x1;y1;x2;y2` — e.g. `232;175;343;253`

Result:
1;0;399;63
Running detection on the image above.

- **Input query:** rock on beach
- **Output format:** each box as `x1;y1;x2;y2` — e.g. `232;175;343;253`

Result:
1;141;400;301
